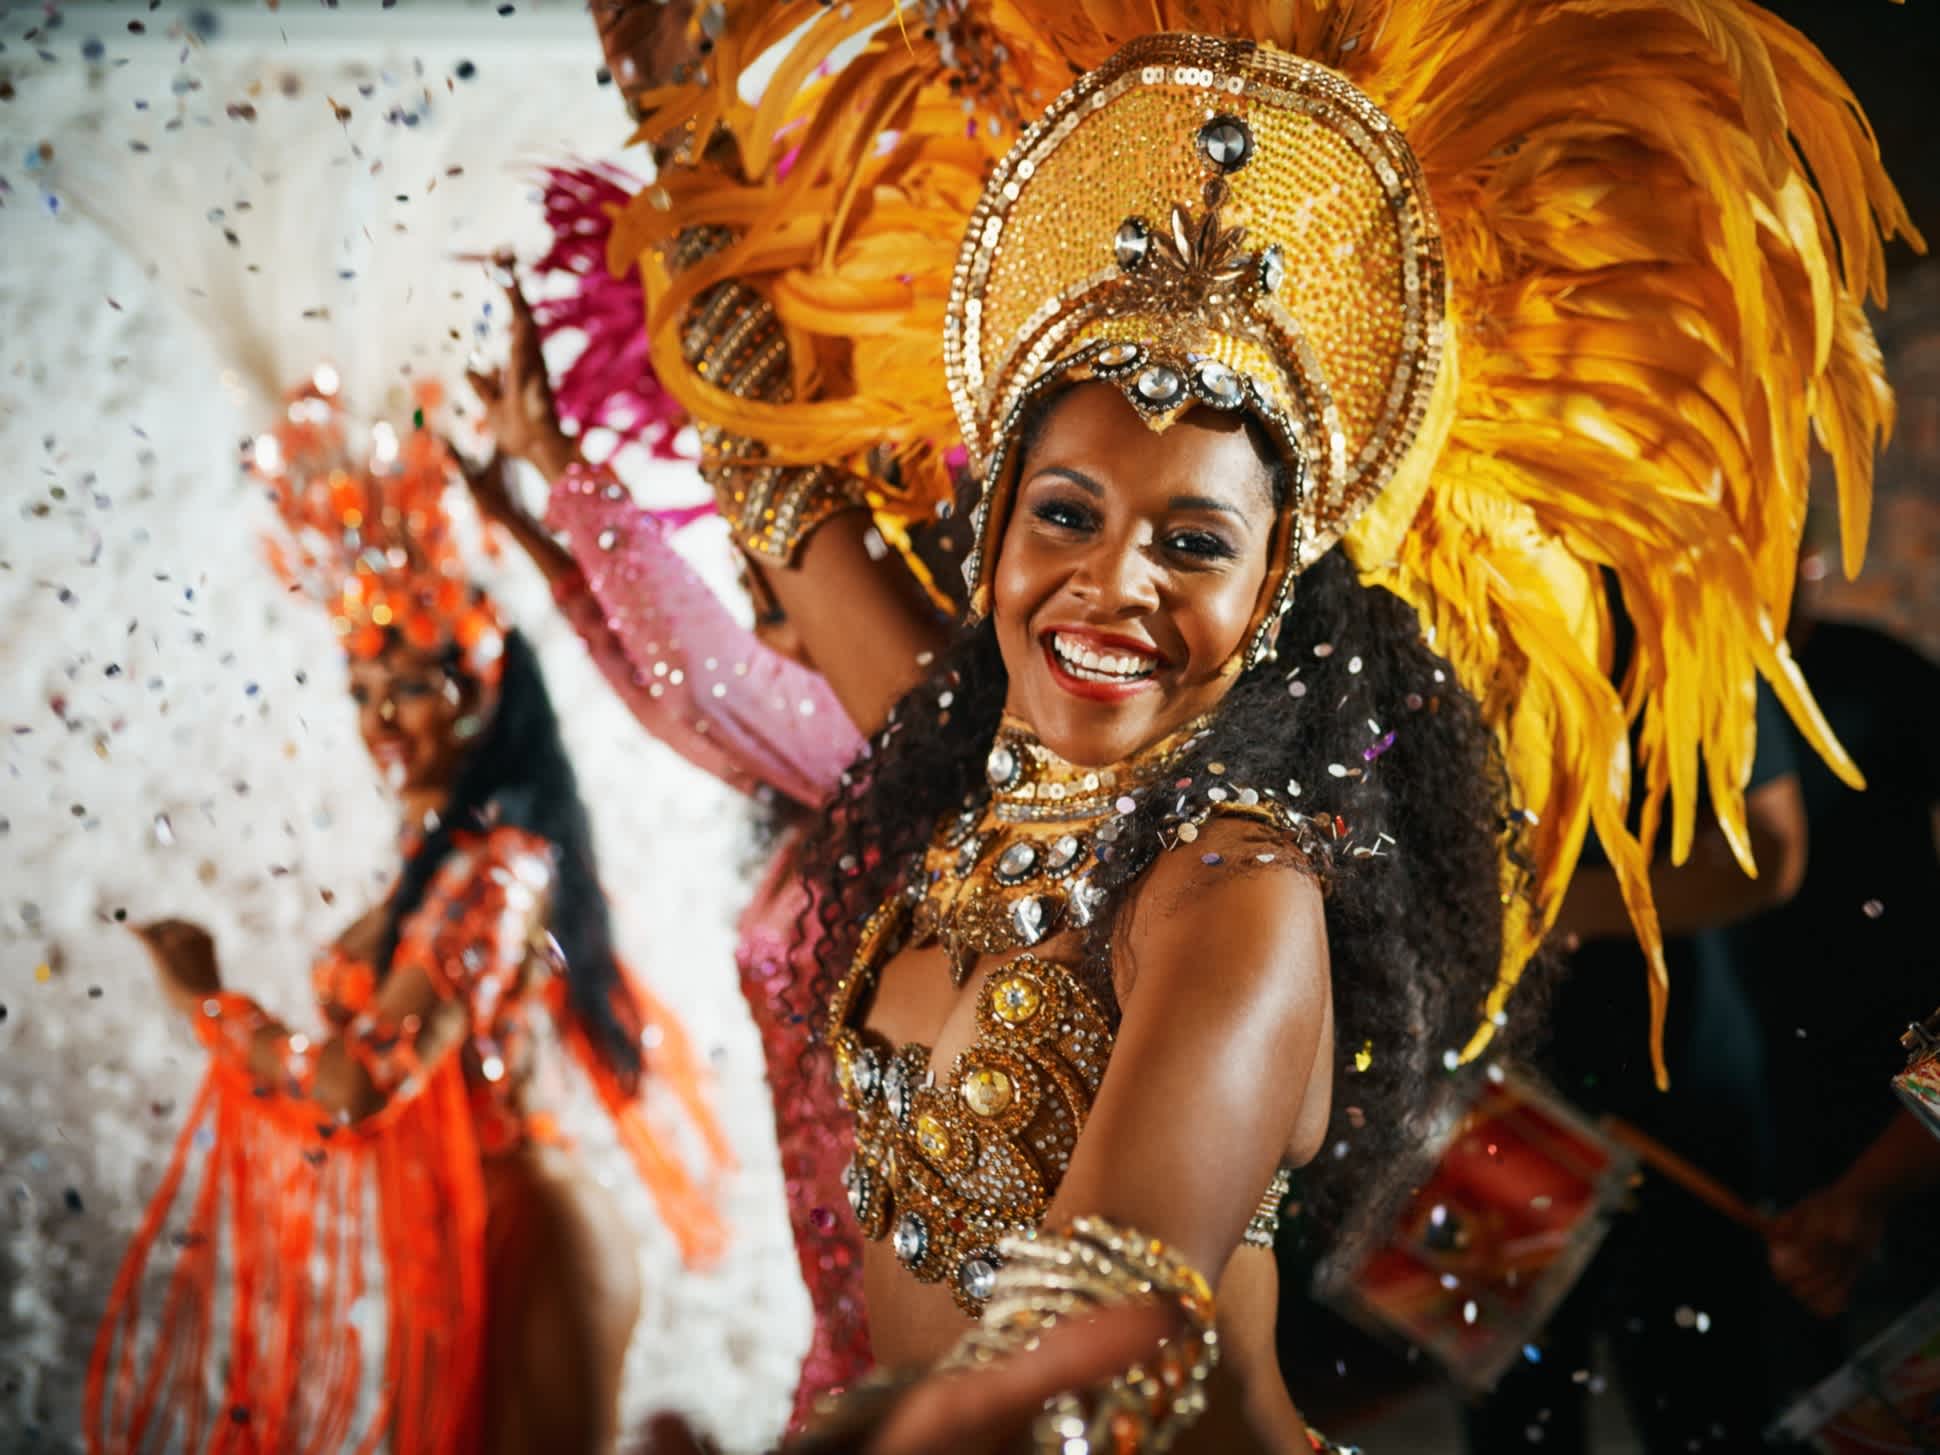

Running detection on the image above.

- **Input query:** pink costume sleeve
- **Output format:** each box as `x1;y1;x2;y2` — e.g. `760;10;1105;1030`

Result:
547;461;863;808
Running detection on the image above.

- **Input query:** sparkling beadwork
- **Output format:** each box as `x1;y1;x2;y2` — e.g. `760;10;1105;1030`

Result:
1260;244;1286;295
958;1253;1000;1303
986;743;1019;789
843;1158;870;1217
1096;341;1141;368
850;1045;882;1100
962;1065;1015;1117
884;1058;913;1124
893;1212;929;1266
1068;876;1105;927
1135;364;1183;405
991;975;1043;1024
1010;895;1048;943
1045;834;1083;873
1197;114;1253;171
915;1111;952;1160
995;842;1038;882
1114;216;1152;271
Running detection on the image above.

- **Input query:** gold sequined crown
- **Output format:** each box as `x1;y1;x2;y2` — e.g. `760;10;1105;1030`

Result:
947;34;1451;666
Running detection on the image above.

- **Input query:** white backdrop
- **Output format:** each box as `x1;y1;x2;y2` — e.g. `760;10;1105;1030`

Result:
1;4;805;1449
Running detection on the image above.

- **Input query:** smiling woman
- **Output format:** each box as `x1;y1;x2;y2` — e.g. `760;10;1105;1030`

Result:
606;2;1915;1449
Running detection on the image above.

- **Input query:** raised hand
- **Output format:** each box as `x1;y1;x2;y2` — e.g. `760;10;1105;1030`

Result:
467;261;576;479
448;441;527;533
130;919;221;1019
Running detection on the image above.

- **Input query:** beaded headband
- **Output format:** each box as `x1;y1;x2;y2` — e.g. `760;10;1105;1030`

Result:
947;34;1451;668
255;368;505;684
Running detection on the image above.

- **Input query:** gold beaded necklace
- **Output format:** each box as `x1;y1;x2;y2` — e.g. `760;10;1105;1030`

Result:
910;712;1213;985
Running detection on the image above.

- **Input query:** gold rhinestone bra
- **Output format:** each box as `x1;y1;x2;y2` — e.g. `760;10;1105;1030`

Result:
831;719;1310;1314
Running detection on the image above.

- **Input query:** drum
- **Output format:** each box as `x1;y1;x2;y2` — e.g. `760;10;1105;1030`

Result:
1896;1009;1940;1145
1770;1288;1940;1452
1318;1073;1635;1391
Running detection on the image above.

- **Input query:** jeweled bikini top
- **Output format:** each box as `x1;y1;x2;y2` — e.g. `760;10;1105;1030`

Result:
830;717;1306;1314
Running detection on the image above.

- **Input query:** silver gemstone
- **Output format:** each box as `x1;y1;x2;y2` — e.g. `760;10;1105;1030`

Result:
1197;360;1243;406
596;528;621;551
1096;342;1140;368
1068;877;1106;927
893;1212;929;1267
958;1253;1000;1303
884;1058;912;1124
996;842;1038;881
1198;115;1253;172
851;1046;882;1100
1114;217;1151;271
1260;244;1286;295
1011;895;1047;943
842;1158;869;1216
986;743;1019;789
1135;365;1183;405
1045;834;1082;873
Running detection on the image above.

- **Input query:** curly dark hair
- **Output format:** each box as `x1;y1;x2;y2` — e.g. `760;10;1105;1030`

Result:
796;402;1543;1237
375;628;644;1091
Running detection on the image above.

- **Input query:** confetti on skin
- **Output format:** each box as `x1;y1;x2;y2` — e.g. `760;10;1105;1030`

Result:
1363;731;1396;762
1201;852;1222;866
1353;1042;1373;1072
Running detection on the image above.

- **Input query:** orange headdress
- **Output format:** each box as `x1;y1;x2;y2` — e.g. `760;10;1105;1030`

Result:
255;365;505;684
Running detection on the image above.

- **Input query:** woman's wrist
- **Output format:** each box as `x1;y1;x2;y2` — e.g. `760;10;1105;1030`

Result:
526;430;580;482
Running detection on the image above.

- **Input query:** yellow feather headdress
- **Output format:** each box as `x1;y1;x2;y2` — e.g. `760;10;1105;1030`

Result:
621;0;1920;1084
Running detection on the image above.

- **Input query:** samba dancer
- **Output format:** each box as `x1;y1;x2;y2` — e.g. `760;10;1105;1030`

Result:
620;1;1912;1448
89;377;731;1455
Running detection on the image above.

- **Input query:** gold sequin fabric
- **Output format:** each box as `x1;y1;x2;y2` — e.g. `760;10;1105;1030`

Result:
832;920;1115;1316
829;719;1316;1315
946;33;1447;663
912;713;1211;984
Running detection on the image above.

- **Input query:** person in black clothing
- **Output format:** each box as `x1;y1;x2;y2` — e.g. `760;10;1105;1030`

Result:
1463;606;1810;1452
1732;537;1940;1395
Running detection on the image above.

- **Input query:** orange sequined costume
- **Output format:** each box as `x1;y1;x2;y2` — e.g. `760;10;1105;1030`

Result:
86;380;732;1455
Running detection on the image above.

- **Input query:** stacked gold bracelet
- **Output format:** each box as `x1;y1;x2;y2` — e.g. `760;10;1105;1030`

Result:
939;1215;1220;1453
671;225;868;565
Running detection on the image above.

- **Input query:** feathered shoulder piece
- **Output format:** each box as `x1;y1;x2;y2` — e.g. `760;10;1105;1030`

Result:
619;0;1920;1082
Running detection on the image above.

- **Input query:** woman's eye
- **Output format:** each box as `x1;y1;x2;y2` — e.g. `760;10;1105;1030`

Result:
350;686;371;706
1031;498;1095;532
393;681;434;700
1165;529;1235;561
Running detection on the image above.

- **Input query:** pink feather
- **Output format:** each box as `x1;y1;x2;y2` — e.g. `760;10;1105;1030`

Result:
531;163;691;462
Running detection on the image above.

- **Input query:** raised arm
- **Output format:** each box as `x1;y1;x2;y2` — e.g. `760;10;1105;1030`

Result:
1048;818;1333;1275
463;279;866;801
1021;817;1336;1452
652;232;950;735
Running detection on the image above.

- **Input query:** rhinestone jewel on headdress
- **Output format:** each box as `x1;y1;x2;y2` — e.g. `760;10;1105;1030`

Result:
1114;217;1152;271
1197;115;1253;172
